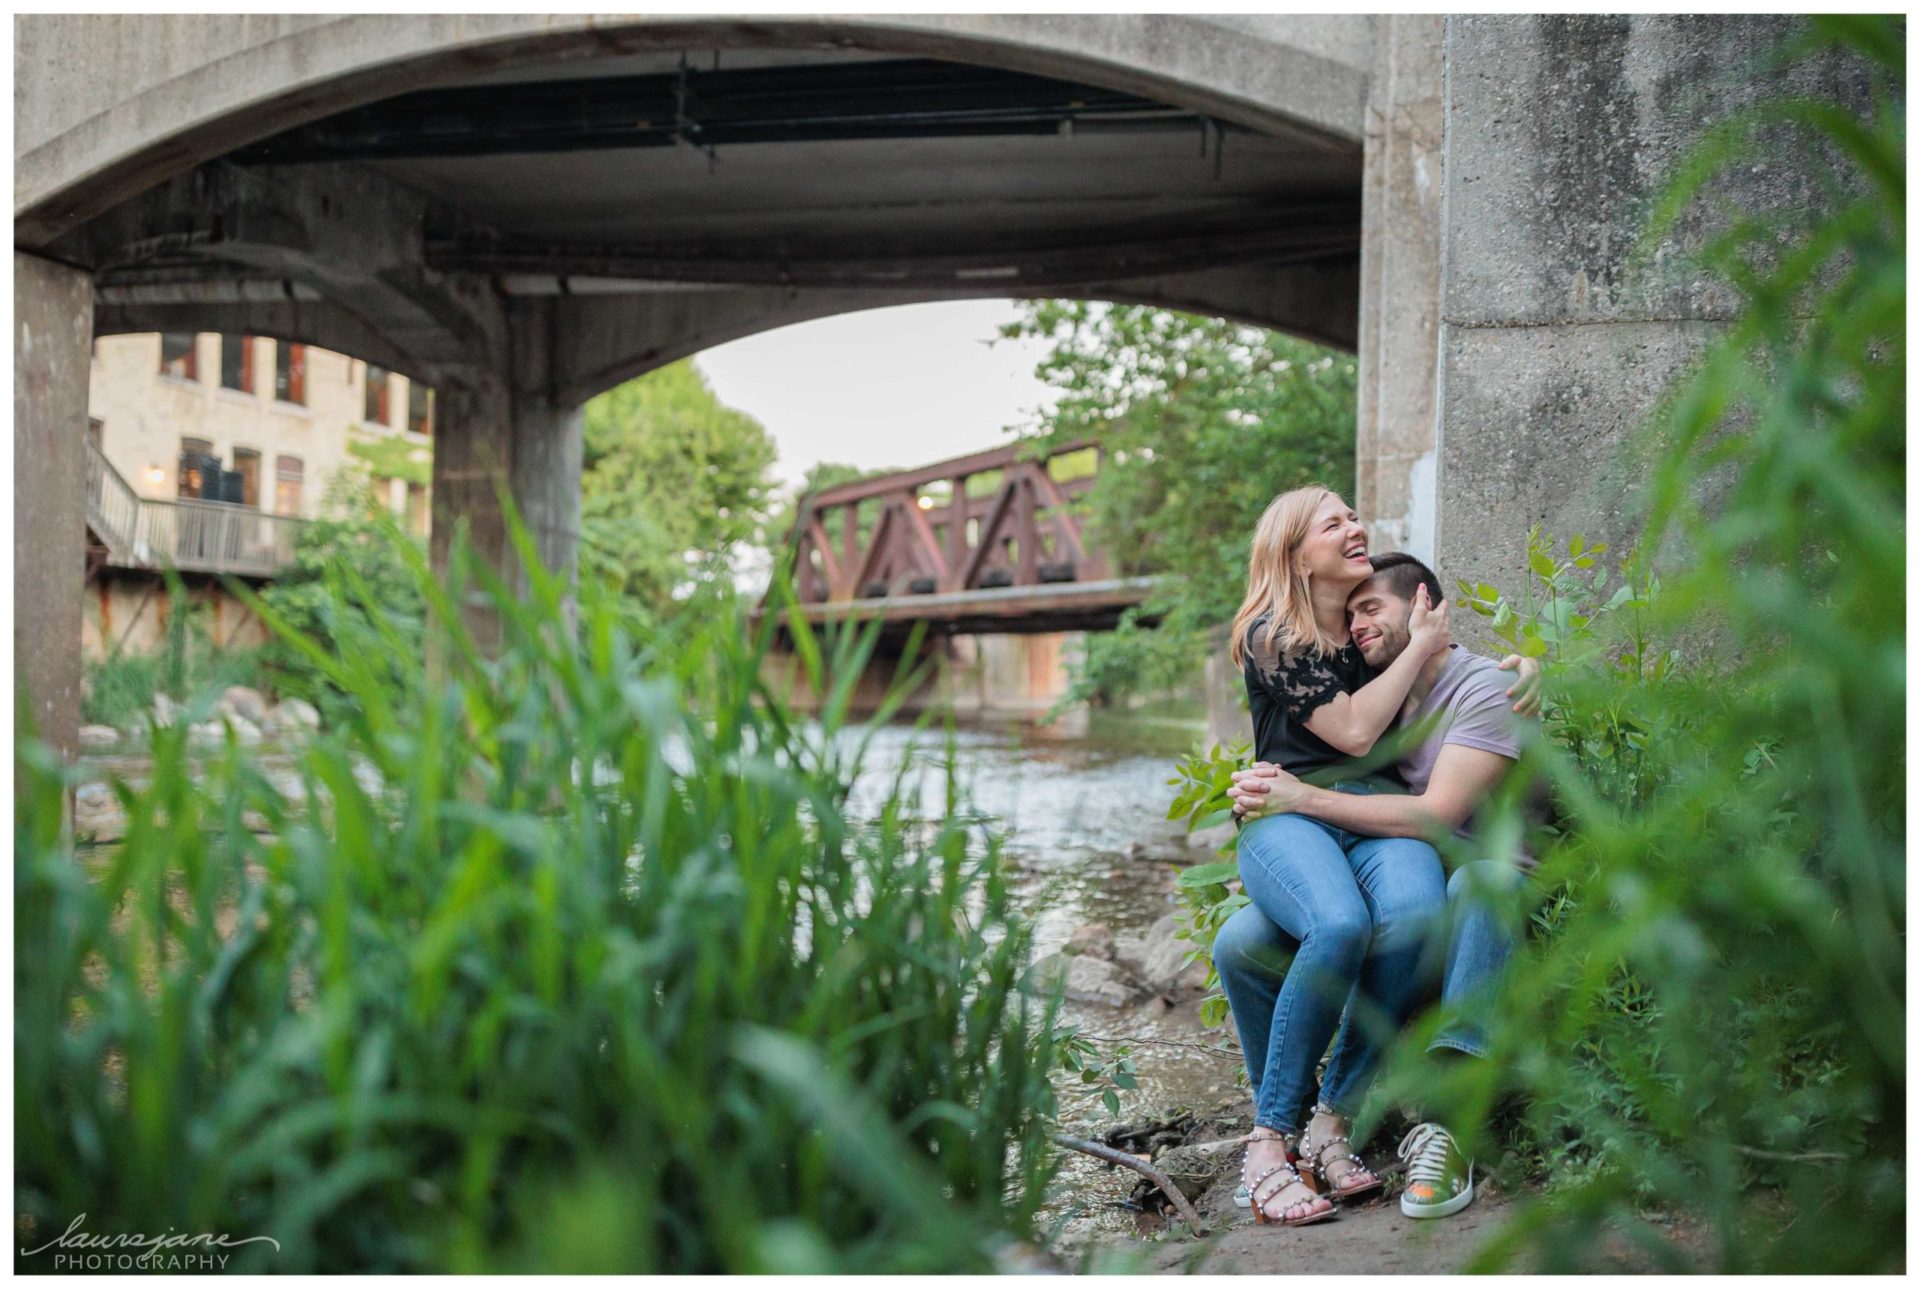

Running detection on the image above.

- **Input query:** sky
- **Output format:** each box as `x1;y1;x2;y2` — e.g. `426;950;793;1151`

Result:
692;299;1060;492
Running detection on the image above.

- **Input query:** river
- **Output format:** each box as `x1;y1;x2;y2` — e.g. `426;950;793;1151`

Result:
843;707;1252;1249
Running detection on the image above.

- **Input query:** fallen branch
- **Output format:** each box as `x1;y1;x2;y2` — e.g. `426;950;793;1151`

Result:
1054;1133;1208;1234
1734;1145;1850;1164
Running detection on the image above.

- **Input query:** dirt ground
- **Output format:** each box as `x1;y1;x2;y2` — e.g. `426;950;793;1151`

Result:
1049;1124;1517;1275
1138;1186;1512;1275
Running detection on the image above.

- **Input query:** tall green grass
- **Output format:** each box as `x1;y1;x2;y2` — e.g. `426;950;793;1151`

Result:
17;510;1063;1272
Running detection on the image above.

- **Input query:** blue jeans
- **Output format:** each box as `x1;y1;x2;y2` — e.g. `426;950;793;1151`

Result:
1428;860;1525;1057
1216;801;1446;1133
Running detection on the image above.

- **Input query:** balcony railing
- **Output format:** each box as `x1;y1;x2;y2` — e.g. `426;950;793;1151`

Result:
86;439;306;577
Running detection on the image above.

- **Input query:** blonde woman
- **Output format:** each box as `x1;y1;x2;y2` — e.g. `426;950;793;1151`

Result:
1219;486;1537;1227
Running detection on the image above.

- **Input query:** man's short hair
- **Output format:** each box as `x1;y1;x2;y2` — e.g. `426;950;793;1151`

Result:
1366;552;1444;607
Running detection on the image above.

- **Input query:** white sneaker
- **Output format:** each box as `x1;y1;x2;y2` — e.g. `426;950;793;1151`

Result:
1396;1122;1475;1218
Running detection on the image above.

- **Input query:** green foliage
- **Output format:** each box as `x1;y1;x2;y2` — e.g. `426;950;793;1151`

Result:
16;505;1065;1272
1165;740;1254;1031
346;434;431;486
83;576;268;730
1373;20;1904;1272
1000;302;1356;704
580;360;777;623
253;479;427;724
1054;1027;1141;1118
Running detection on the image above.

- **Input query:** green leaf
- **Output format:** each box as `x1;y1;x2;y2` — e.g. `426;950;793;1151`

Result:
1177;860;1240;888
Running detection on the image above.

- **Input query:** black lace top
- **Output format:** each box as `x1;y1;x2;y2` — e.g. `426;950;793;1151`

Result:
1240;616;1397;785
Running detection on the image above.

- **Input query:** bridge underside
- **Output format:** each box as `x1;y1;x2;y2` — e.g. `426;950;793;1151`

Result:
31;42;1361;670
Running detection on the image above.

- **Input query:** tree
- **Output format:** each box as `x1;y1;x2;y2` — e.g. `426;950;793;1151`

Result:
999;301;1356;702
253;474;427;721
578;360;778;623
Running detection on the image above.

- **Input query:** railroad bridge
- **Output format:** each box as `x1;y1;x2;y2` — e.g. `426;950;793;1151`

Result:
17;15;1856;756
775;440;1153;637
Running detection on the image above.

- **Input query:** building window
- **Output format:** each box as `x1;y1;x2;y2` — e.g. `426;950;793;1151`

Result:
232;447;262;509
274;342;307;405
275;455;304;515
220;335;254;393
408;381;434;437
364;364;392;425
178;437;216;500
160;332;197;381
86;417;103;451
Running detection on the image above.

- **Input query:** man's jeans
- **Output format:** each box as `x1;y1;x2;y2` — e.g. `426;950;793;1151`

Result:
1216;793;1446;1133
1214;833;1522;1130
1428;860;1525;1057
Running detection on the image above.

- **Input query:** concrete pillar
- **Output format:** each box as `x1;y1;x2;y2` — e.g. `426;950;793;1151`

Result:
14;252;92;765
1354;14;1445;565
1430;16;1866;595
430;298;582;644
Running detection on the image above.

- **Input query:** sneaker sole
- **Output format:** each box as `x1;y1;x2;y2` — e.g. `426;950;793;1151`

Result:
1400;1165;1475;1219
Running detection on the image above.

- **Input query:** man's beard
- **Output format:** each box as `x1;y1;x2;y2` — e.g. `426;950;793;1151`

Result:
1369;625;1412;668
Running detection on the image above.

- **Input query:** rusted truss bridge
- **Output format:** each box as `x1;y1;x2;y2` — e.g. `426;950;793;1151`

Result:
770;440;1155;636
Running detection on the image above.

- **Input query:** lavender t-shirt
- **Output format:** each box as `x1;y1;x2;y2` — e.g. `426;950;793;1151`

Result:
1396;647;1531;850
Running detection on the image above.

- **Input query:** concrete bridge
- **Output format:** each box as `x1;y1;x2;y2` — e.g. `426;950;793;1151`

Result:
17;15;1859;756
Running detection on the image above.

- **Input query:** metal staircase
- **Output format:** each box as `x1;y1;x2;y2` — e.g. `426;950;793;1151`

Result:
85;439;306;578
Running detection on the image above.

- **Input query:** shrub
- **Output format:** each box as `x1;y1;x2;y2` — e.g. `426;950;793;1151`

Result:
252;481;427;725
18;512;1064;1272
83;576;268;730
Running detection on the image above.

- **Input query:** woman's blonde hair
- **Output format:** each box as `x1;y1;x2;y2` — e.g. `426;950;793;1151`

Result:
1228;484;1347;671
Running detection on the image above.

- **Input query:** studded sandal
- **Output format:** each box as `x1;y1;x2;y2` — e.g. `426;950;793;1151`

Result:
1241;1128;1337;1227
1298;1105;1384;1201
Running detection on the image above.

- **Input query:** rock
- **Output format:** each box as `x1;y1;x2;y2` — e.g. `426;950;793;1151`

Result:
78;724;120;750
1112;914;1210;996
188;720;226;747
1122;841;1149;861
269;698;321;735
1147;1142;1240;1204
228;715;264;746
218;685;270;725
1187;821;1236;853
74;781;113;808
149;693;180;729
1029;952;1143;1008
1065;922;1114;959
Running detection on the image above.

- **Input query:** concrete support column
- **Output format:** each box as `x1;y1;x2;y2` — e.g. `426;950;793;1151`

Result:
14;252;93;764
1429;16;1861;595
1354;14;1445;564
430;296;582;645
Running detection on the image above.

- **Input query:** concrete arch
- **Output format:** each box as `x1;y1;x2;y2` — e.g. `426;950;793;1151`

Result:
555;259;1360;409
93;299;422;383
16;14;1372;243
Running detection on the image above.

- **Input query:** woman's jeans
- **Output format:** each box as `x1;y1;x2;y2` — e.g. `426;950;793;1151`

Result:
1215;837;1523;1131
1218;798;1446;1133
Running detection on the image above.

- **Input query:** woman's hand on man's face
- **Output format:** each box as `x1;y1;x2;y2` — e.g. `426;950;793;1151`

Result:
1407;584;1452;658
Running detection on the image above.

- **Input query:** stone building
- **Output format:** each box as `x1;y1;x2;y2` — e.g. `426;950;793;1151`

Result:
83;331;434;659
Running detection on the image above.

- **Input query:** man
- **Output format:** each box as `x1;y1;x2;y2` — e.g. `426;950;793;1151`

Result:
1227;552;1534;1220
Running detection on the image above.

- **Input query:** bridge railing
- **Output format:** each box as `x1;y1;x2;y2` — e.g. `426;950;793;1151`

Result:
785;440;1107;604
86;438;307;578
